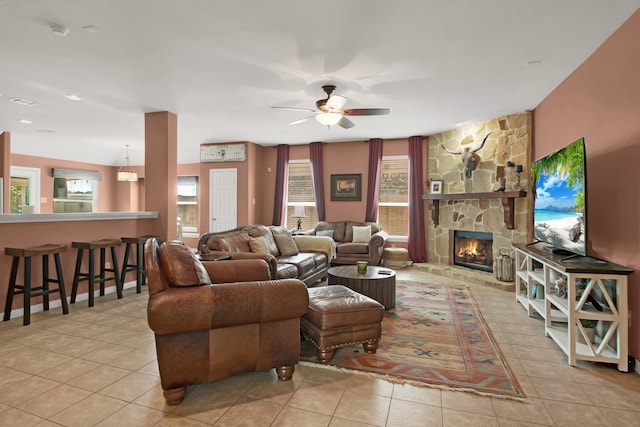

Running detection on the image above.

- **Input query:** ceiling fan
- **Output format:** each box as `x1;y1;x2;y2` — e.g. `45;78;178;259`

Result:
272;85;390;129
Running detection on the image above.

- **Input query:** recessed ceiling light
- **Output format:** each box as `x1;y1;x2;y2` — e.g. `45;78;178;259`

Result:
64;94;82;101
82;25;100;33
524;60;542;66
18;119;33;124
50;24;69;37
9;97;39;107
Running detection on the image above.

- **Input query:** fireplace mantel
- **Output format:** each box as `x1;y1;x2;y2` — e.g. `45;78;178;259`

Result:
422;191;527;229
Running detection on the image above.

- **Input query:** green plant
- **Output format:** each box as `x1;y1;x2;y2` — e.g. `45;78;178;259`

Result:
531;139;585;212
580;319;598;328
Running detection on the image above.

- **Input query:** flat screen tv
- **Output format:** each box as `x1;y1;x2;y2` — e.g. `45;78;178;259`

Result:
531;137;587;256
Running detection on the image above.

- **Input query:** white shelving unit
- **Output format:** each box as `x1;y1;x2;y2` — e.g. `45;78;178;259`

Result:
514;243;633;371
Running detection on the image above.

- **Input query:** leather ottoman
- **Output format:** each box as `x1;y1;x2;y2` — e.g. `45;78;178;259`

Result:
301;285;384;363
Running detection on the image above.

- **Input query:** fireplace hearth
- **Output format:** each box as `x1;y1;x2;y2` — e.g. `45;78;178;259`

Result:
453;231;494;273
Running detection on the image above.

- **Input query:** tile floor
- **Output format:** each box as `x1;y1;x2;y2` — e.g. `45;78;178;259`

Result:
1;267;639;426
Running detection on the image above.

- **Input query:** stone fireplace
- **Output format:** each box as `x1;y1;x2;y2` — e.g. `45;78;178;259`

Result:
426;112;532;270
453;230;494;273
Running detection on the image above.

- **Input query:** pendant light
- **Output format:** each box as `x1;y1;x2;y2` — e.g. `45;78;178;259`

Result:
117;144;138;182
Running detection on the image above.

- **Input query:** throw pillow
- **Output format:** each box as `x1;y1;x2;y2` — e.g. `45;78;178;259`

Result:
352;225;372;243
249;236;270;254
206;236;230;252
159;241;211;287
316;229;334;239
273;233;299;257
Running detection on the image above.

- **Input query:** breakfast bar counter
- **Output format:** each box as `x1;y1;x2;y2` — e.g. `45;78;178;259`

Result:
0;212;159;320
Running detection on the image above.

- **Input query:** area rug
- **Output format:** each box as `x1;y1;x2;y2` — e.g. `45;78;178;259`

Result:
300;281;525;400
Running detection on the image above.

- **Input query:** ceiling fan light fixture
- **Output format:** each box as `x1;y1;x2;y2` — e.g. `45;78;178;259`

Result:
315;112;342;127
277;84;389;129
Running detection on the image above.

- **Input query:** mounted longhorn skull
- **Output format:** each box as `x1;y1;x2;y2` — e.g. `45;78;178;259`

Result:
441;132;492;179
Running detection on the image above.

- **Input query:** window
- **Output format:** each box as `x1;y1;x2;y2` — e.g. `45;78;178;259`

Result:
10;166;40;213
286;160;318;230
52;168;101;213
53;178;98;212
378;156;409;239
10;177;30;213
177;176;199;236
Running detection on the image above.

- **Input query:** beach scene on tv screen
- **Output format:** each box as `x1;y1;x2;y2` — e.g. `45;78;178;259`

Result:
533;141;585;255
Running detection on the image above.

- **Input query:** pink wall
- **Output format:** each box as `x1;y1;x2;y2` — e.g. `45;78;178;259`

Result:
534;10;640;356
6;137;419;245
1;132;10;212
256;139;414;225
197;143;253;235
11;153;121;213
245;142;261;225
318;141;371;221
257;145;279;225
144;112;178;241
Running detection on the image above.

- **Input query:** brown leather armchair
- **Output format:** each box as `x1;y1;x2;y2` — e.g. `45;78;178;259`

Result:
145;239;309;405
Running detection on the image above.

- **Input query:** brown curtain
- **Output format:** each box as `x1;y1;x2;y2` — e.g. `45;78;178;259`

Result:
364;138;383;222
309;142;325;221
272;144;289;226
408;136;427;262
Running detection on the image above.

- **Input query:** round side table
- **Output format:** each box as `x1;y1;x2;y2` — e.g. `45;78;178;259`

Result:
327;265;396;310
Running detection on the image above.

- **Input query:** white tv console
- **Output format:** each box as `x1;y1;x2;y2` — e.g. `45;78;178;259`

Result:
513;243;634;371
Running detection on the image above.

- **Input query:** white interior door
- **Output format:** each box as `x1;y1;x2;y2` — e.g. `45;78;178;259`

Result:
209;168;237;232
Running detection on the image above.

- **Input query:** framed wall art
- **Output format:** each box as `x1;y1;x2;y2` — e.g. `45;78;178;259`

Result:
430;180;443;194
200;143;246;162
330;174;362;201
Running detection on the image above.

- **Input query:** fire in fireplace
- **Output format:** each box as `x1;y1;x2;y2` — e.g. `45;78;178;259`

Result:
453;231;494;273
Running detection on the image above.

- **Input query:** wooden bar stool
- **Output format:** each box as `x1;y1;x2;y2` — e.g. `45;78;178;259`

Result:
71;239;123;307
3;244;69;325
120;235;162;293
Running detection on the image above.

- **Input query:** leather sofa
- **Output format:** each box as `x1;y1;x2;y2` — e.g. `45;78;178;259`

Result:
304;221;389;266
197;225;334;287
145;238;309;405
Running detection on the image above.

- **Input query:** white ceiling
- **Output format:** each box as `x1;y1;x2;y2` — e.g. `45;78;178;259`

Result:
1;1;638;166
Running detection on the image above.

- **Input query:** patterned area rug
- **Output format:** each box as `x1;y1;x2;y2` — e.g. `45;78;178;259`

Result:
300;281;525;400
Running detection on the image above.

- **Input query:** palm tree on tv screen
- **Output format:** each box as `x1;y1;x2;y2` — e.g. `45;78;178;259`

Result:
531;139;585;213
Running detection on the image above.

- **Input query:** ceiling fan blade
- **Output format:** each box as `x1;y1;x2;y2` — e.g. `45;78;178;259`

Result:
325;95;347;111
344;108;390;116
288;116;315;125
337;116;355;129
272;106;317;113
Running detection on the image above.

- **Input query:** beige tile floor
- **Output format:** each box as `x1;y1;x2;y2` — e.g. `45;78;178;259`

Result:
1;267;639;426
